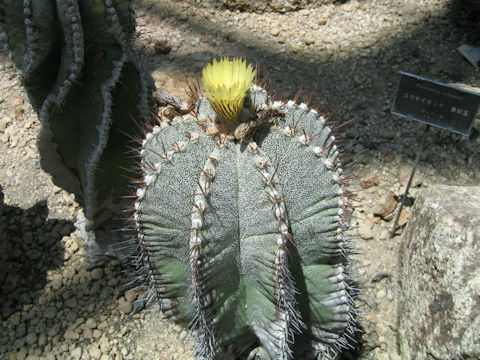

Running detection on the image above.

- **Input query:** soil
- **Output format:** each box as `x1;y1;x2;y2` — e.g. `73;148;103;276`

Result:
1;0;480;359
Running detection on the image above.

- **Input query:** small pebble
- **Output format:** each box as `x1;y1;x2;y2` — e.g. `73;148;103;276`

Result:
376;289;386;299
43;307;56;320
50;274;63;291
71;347;82;359
16;348;27;360
98;336;110;353
85;318;97;329
118;297;133;314
88;346;102;359
24;333;37;346
90;268;104;280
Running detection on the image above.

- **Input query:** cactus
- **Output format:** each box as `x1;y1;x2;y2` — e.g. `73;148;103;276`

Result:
134;58;356;359
0;0;155;263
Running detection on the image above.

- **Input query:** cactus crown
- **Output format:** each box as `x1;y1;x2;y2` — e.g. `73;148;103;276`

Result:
202;57;255;124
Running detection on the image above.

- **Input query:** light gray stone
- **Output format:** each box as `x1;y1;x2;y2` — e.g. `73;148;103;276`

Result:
357;220;374;240
71;347;82;359
88;345;102;359
64;327;79;341
85;317;97;329
398;185;480;359
98;336;110;353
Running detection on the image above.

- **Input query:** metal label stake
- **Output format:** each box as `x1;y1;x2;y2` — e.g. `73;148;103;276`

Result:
392;72;480;136
389;72;480;236
390;124;429;238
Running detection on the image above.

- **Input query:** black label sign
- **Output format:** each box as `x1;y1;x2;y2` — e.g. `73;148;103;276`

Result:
392;72;480;136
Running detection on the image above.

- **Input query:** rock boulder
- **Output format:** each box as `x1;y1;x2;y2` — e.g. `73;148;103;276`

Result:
397;185;480;359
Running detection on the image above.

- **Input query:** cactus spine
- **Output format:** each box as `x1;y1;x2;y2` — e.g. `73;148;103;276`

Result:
134;59;356;359
0;0;155;263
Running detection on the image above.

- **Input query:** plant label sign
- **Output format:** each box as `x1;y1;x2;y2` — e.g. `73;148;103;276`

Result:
392;72;480;136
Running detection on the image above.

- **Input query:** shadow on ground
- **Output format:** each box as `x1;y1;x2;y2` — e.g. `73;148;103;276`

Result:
0;192;133;355
0;199;71;319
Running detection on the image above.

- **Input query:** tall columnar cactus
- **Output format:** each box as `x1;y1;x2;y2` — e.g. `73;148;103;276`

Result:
0;0;155;263
134;58;356;359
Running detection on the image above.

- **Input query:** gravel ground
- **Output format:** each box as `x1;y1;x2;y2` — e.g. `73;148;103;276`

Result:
1;0;480;359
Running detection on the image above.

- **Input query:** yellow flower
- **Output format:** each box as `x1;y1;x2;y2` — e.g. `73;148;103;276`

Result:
202;57;255;123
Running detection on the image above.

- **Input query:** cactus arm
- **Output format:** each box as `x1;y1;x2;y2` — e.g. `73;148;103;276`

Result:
24;0;57;78
23;0;60;108
36;0;85;196
1;0;83;194
3;0;60;95
93;62;149;206
82;52;127;218
78;0;127;216
43;38;122;213
81;0;154;219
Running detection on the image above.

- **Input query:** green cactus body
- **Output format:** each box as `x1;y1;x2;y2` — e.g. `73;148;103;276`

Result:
135;85;355;359
0;0;155;262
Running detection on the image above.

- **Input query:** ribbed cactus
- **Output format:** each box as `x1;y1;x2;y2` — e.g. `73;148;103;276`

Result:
0;0;155;263
134;59;356;359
